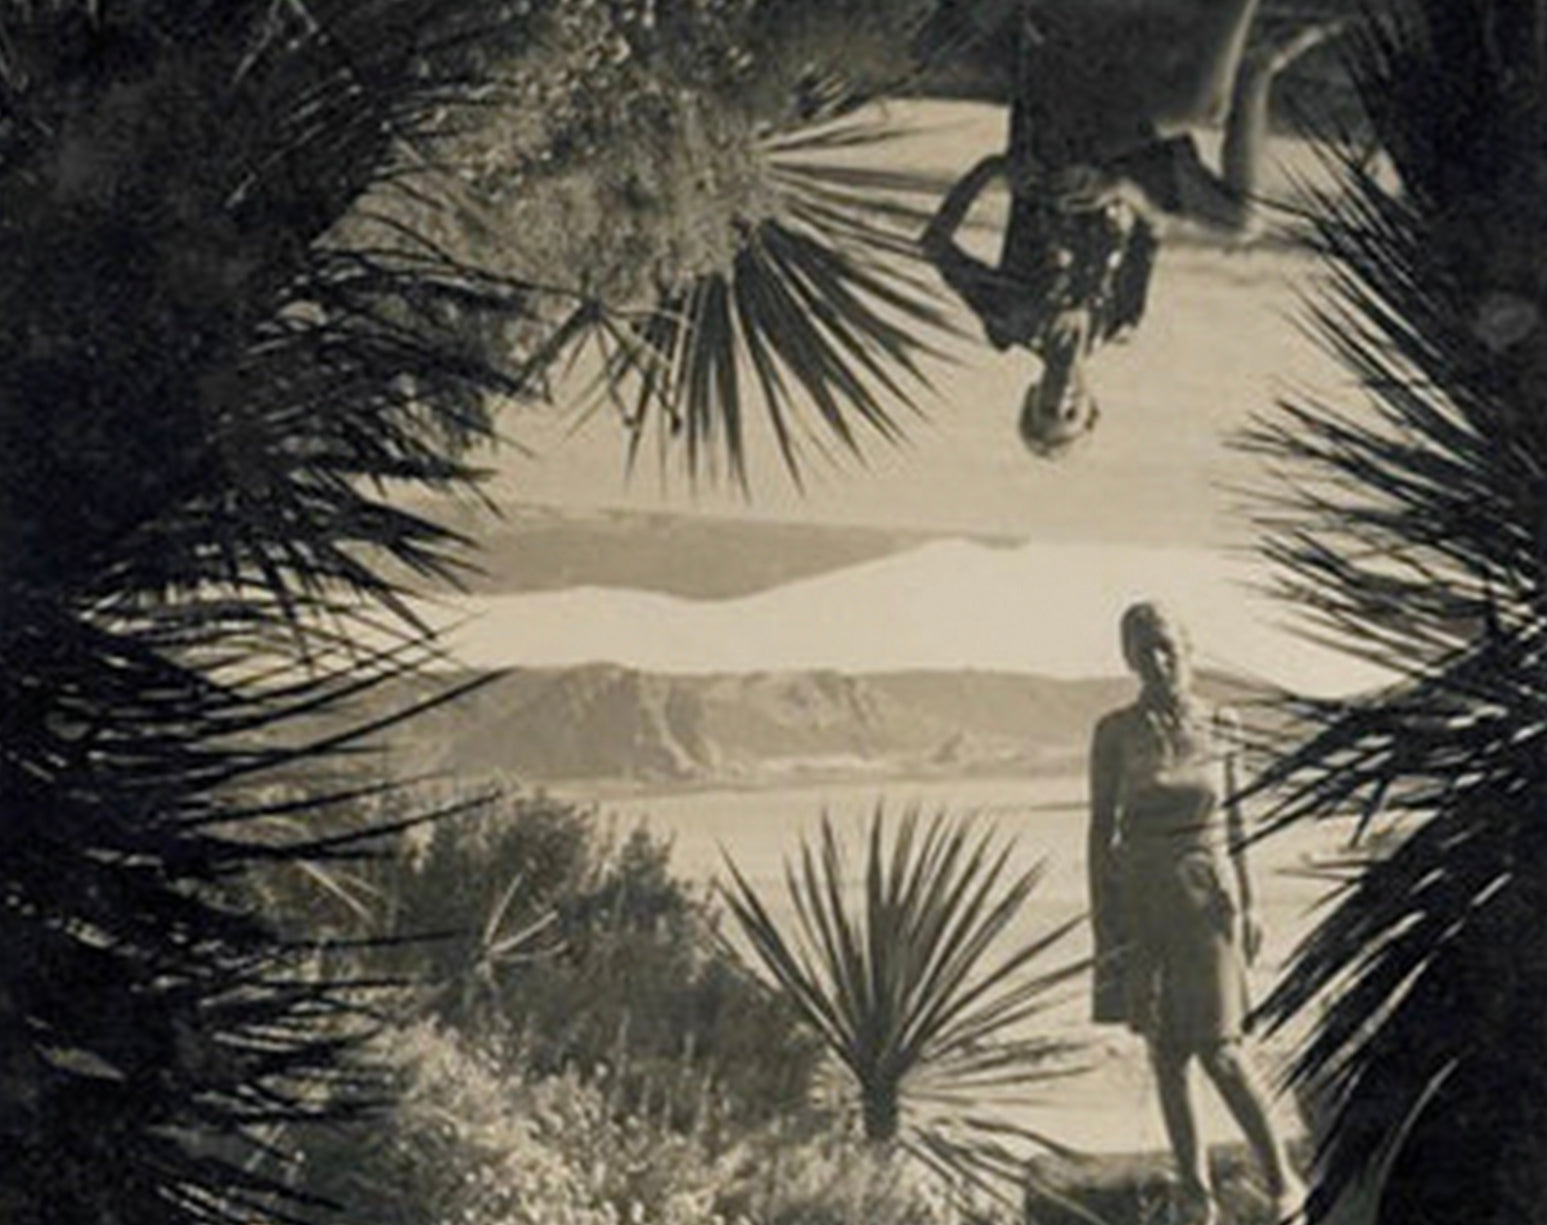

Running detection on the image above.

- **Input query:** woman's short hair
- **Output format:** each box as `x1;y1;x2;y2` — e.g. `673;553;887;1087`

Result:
1119;600;1189;669
1018;377;1100;458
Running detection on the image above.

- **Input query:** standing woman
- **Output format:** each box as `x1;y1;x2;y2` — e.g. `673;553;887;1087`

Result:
1087;601;1302;1224
922;1;1339;454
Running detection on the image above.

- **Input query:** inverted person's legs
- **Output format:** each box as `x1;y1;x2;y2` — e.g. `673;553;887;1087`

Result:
1010;0;1264;155
1219;19;1344;218
1144;0;1265;133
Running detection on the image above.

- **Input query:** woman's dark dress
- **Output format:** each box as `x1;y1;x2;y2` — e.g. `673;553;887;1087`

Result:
1095;703;1250;1051
933;5;1214;353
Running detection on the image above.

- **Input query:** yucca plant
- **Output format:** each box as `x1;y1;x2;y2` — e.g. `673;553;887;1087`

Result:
1239;2;1547;1222
719;803;1085;1208
417;0;971;491
516;94;963;492
588;111;962;492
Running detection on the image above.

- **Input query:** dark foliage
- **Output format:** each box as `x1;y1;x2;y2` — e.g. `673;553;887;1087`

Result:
1240;3;1547;1222
367;793;823;1128
0;3;540;1223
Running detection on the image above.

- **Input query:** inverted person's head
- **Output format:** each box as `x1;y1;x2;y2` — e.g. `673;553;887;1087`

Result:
1018;341;1099;458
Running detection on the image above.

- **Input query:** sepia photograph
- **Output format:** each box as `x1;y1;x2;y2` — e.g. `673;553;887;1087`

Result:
3;3;1542;1225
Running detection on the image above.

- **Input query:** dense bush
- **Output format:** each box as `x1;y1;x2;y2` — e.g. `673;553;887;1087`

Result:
404;790;821;1123
251;782;822;1128
300;1021;741;1225
301;1021;969;1225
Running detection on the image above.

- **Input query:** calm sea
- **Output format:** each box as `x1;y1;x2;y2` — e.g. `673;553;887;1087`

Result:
564;773;1342;973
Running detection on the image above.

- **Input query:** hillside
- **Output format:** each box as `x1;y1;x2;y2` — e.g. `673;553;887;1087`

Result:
418;504;969;600
358;664;1270;789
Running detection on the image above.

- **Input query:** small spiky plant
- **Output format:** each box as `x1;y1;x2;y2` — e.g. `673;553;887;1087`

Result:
1241;2;1547;1222
549;101;963;493
719;804;1085;1208
432;0;969;492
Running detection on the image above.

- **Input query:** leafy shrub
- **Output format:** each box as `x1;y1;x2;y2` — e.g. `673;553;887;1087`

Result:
303;1022;750;1225
717;1129;960;1225
303;1022;978;1225
253;782;821;1129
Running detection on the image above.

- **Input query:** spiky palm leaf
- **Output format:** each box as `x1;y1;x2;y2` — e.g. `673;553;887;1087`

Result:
1239;3;1547;1222
0;3;542;1223
574;0;1366;491
1;602;504;1224
571;106;962;492
719;804;1085;1207
0;2;547;609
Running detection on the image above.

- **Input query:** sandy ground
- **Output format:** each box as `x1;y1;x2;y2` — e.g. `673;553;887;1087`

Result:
489;101;1370;554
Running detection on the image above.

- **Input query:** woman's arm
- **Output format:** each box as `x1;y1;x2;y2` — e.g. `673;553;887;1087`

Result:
922;154;1033;348
1088;712;1123;925
1219;706;1261;962
921;153;1007;264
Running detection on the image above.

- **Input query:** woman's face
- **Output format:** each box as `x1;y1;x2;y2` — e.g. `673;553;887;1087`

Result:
1020;315;1100;455
1128;617;1192;699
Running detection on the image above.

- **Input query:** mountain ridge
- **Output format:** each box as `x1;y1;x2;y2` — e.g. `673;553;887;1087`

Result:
367;663;1269;790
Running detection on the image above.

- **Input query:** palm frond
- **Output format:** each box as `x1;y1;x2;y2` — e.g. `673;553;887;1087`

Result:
0;3;543;1223
718;802;1084;1209
1;589;506;1224
1239;3;1547;1221
0;0;541;613
579;110;962;492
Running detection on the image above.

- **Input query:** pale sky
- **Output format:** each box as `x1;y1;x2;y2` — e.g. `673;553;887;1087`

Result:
432;539;1393;697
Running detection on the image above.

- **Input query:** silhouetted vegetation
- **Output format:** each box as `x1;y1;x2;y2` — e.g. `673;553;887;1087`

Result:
1243;2;1547;1222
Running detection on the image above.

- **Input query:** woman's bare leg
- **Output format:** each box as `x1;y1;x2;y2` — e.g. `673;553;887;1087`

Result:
1151;1041;1210;1195
1002;0;1264;159
1149;0;1265;131
1220;22;1344;215
1197;1040;1298;1198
